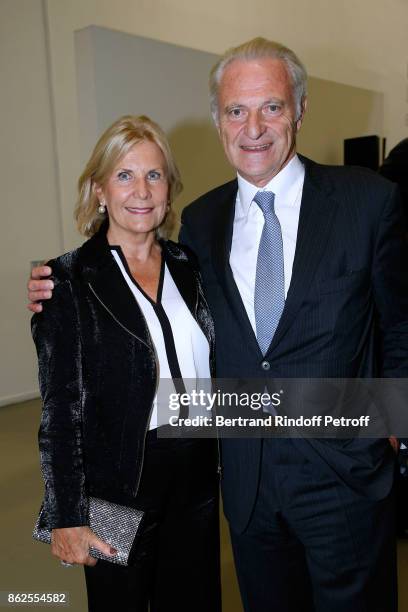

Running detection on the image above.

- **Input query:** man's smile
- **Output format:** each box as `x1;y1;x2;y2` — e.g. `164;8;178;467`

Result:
240;143;272;152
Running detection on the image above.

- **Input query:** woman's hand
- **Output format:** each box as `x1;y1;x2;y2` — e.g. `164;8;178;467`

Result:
51;526;117;566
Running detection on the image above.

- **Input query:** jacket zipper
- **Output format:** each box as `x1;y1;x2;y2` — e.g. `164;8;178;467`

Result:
88;283;159;496
216;435;222;478
131;342;160;497
195;284;222;478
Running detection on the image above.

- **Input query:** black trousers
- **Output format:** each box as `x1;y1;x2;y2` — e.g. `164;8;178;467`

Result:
84;431;221;612
230;438;397;612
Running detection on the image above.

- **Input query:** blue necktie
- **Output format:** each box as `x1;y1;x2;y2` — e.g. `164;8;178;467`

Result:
254;191;285;355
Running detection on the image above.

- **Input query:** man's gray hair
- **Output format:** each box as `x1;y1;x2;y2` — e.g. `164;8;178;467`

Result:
209;37;307;124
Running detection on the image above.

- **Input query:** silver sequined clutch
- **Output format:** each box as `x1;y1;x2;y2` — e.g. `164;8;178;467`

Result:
33;497;145;566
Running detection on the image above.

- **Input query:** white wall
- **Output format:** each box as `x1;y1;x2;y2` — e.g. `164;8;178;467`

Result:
0;0;62;406
74;26;233;221
44;0;408;250
1;0;407;404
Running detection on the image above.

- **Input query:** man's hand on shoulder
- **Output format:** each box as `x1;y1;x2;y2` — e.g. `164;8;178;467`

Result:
27;265;54;313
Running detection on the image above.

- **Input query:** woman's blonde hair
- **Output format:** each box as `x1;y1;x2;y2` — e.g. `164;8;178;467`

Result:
75;115;183;237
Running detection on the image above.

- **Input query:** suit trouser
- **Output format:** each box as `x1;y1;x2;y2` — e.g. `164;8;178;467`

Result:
84;431;221;612
230;438;397;612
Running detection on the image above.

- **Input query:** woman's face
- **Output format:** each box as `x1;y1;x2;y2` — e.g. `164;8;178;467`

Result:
95;140;169;242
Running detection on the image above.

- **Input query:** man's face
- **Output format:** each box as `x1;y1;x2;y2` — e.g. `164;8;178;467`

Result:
217;57;305;187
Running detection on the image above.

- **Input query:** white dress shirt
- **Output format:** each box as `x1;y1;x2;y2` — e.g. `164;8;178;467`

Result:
229;154;305;334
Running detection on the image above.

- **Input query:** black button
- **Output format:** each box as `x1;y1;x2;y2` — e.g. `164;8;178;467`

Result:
261;361;270;371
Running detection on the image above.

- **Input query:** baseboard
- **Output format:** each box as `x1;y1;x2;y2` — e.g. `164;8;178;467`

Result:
0;391;40;408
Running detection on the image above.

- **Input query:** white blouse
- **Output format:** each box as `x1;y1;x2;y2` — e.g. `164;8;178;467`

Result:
111;247;210;429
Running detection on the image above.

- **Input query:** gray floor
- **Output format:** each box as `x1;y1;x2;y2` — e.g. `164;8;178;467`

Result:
0;399;242;611
1;399;407;611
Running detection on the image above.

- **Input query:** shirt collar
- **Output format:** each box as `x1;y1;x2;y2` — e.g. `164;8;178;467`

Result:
236;154;304;217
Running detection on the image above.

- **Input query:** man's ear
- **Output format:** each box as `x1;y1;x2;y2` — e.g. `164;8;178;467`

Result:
212;110;222;138
296;97;307;132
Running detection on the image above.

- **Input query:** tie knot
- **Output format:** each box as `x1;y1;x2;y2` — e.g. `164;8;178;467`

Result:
254;191;275;217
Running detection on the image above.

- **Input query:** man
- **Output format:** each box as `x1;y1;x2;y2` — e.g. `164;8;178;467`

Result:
29;38;408;611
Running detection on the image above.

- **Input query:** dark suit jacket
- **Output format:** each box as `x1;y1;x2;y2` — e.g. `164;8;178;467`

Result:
32;224;215;530
180;155;408;533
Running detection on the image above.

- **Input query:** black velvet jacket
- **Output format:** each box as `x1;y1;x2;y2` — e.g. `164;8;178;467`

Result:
31;225;215;529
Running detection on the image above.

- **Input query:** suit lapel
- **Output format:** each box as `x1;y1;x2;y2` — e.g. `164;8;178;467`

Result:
211;181;263;358
267;158;339;353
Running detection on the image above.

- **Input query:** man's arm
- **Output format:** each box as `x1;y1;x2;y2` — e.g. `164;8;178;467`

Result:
27;207;198;312
27;265;53;313
28;206;196;312
371;183;408;447
372;183;408;377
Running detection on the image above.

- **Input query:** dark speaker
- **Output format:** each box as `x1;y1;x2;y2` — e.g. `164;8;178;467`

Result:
344;135;380;170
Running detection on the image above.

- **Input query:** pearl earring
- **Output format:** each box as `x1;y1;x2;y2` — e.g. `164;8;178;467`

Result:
98;201;106;214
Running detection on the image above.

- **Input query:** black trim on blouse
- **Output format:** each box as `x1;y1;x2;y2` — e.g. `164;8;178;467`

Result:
110;245;189;419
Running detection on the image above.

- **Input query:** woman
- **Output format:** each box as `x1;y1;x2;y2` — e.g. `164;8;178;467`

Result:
31;115;221;611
